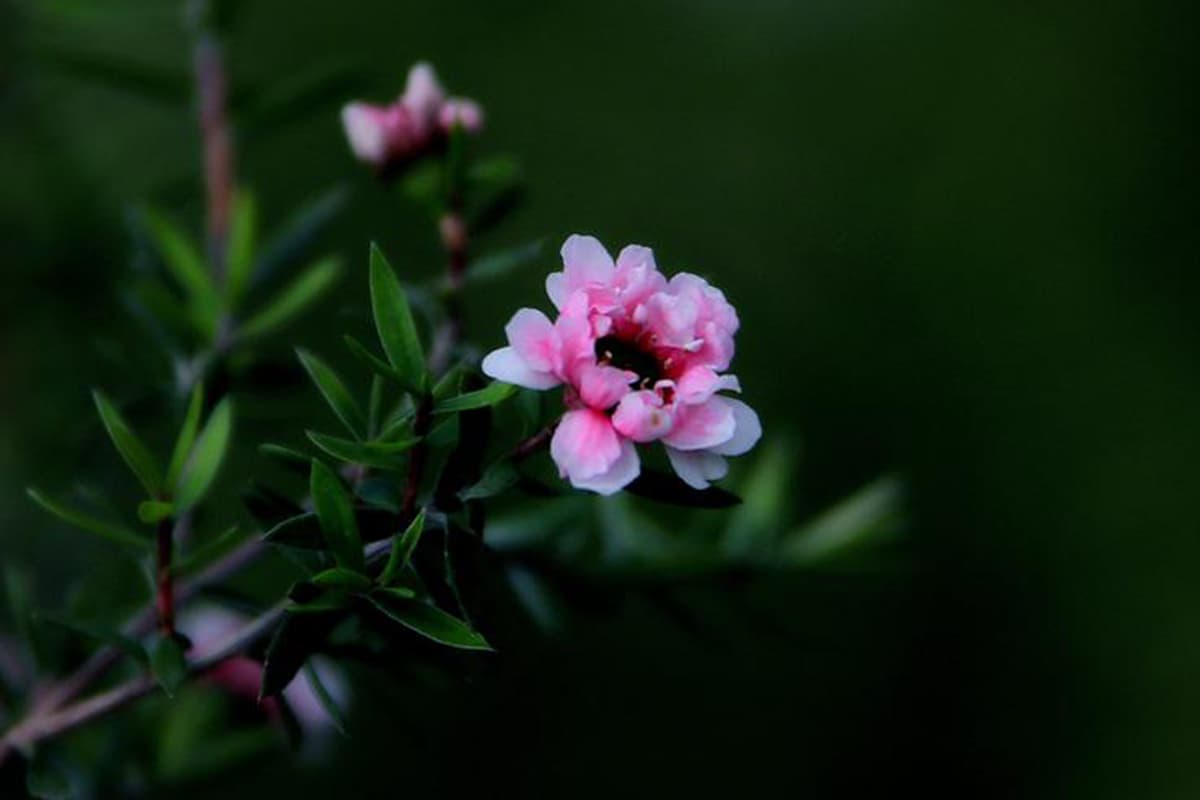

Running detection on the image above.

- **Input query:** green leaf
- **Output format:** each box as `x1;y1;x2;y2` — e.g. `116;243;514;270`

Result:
255;185;348;280
434;381;518;414
152;635;189;697
264;509;397;549
166;382;205;488
36;612;149;666
260;612;338;699
368;243;426;390
288;591;353;614
777;477;903;566
432;363;465;401
37;44;190;104
175;398;233;510
464;239;544;286
367;594;492;651
141;208;220;335
458;461;518;502
297;348;366;439
468;154;522;188
342;334;404;384
722;441;791;559
26;752;72;800
4;564;39;666
373;586;416;600
311;567;372;592
303;662;348;736
624;469;742;509
27;488;150;549
174;525;243;576
226;189;257;307
356;477;400;512
263;512;327;549
367;375;384;438
379;510;425;586
239;256;341;341
137;500;175;524
92;390;163;496
258;442;311;467
307;430;418;470
309;460;364;572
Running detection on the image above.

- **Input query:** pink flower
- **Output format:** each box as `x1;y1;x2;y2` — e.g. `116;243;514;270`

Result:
340;62;484;171
483;235;761;494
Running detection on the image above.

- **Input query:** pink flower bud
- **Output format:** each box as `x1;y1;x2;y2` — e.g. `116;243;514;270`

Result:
341;63;485;174
438;98;485;133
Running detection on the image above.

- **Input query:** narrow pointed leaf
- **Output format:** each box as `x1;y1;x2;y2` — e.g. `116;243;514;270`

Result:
367;594;492;651
309;460;364;572
306;430;418;470
374;586;416;600
458;461;518;502
258;442;311;467
380;510;424;586
25;753;72;800
343;334;404;384
260;611;339;699
297;348;366;438
166;383;205;487
92;390;163;496
464;239;544;286
265;508;398;549
226;190;257;307
27;488;150;549
137;500;175;524
141;208;220;334
778;477;903;565
368;243;425;389
173;525;243;576
434;382;518;414
255;185;348;281
432;363;465;401
367;375;384;438
151;635;188;697
303;662;348;736
311;567;372;592
175;398;233;510
239;256;341;341
37;613;149;666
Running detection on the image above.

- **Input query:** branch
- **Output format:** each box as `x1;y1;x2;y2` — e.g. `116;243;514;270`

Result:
0;601;287;758
0;538;387;763
19;539;266;721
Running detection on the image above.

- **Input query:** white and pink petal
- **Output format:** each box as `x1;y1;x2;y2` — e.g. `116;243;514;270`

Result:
481;347;560;390
665;447;729;490
708;398;762;456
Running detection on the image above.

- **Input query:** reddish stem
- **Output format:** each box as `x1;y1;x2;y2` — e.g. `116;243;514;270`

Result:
194;30;234;286
155;519;175;637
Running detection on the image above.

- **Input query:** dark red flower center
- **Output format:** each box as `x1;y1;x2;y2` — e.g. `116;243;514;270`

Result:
594;334;662;390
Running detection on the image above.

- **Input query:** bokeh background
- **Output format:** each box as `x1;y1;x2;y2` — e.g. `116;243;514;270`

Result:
2;0;1199;797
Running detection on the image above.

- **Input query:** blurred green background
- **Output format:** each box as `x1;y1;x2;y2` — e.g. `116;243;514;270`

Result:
2;0;1199;797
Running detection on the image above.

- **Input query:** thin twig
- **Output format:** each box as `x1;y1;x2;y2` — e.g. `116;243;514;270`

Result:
21;539;266;720
0;601;287;758
0;538;391;762
510;425;554;463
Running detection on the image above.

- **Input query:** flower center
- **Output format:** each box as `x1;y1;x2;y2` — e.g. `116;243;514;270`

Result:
594;334;661;389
